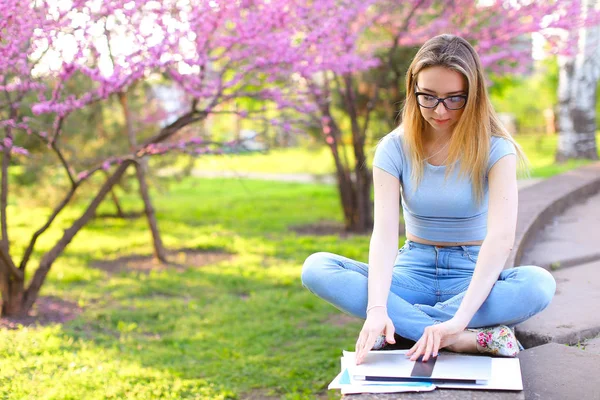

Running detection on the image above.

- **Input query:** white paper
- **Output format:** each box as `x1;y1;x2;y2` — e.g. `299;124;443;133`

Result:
328;352;436;395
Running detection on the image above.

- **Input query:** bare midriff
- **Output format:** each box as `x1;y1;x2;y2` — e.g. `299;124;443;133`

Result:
406;232;484;247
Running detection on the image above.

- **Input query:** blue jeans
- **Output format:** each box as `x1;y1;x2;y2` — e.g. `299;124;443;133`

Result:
301;240;556;342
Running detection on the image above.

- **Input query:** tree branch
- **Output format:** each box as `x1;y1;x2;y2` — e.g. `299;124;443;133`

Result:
23;160;136;312
18;184;78;271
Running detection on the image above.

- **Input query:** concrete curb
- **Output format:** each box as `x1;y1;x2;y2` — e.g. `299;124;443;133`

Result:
506;161;600;270
508;161;600;350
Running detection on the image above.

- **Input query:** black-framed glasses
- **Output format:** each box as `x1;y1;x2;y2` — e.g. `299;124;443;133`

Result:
414;90;467;110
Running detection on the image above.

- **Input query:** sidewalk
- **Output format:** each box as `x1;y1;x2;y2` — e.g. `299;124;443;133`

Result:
515;189;600;349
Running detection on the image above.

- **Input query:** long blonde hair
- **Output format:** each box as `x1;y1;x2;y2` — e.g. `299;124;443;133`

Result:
401;34;528;203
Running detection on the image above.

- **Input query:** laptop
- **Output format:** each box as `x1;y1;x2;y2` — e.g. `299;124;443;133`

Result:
350;351;492;384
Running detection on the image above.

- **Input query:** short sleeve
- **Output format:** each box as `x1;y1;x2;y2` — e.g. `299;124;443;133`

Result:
373;131;404;181
487;136;516;174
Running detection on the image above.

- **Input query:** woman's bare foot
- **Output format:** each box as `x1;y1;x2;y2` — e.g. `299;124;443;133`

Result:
445;330;478;354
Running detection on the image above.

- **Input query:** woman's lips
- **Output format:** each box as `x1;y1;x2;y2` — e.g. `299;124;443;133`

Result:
433;118;450;124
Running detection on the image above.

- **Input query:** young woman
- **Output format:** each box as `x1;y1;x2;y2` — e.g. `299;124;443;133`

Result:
301;34;556;365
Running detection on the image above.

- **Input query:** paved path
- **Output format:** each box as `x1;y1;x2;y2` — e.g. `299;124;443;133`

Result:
515;189;600;350
520;190;600;269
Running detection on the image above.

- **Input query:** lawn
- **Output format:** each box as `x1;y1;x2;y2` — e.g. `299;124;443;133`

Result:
184;134;600;179
1;177;372;399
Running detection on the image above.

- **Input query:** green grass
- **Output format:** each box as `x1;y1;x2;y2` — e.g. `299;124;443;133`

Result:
180;145;342;176
180;134;600;179
516;134;600;178
1;177;379;399
3;133;599;399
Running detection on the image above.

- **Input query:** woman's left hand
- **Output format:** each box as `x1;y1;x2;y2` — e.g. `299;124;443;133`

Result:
406;319;466;362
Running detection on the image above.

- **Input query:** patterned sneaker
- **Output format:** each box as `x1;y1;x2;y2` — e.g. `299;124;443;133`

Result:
372;335;387;350
474;325;520;357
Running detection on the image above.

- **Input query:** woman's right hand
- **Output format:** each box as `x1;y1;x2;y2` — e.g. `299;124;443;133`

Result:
355;307;396;364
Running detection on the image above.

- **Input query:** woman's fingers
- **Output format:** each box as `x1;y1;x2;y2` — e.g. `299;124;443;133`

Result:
408;326;448;362
407;336;421;357
432;331;441;358
355;333;367;362
422;331;435;362
409;337;425;361
356;332;374;365
421;329;443;361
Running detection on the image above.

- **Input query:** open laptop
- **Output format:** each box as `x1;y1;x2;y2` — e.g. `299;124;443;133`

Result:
351;351;492;384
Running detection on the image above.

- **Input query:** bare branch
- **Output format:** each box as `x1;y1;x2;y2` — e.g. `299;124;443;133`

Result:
23;160;136;312
18;185;78;271
142;111;208;146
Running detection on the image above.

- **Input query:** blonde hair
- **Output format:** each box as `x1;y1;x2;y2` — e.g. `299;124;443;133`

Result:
401;34;528;203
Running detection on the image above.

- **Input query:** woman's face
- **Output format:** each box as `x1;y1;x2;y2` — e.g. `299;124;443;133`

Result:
415;66;467;135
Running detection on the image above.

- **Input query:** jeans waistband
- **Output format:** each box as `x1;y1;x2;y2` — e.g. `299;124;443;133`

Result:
405;239;481;252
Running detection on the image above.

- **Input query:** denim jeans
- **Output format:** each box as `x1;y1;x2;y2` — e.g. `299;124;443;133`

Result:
301;240;556;342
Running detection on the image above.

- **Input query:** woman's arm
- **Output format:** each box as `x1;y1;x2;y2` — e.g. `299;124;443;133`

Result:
355;166;400;364
368;167;401;309
452;153;518;327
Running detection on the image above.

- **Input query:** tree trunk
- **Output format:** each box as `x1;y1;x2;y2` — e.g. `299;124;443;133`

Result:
20;161;135;315
134;159;167;262
556;0;600;162
118;92;167;263
325;111;372;233
344;75;373;232
0;271;24;317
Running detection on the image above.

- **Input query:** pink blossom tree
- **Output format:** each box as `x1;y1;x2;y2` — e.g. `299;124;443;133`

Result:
2;0;594;318
269;0;597;232
0;0;316;317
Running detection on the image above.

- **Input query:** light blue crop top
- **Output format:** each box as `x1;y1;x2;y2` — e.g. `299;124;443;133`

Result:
372;128;516;242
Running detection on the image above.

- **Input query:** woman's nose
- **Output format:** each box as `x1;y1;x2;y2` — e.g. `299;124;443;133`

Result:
434;102;448;116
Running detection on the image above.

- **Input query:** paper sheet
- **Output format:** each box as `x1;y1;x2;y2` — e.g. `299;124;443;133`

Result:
328;351;436;394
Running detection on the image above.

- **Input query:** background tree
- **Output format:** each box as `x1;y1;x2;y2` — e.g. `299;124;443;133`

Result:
555;0;600;161
0;0;314;317
273;0;581;233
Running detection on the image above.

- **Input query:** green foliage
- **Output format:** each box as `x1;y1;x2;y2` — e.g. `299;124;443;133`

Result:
517;134;600;177
489;57;559;134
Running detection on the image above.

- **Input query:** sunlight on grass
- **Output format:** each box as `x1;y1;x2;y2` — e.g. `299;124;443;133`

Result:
516;134;600;177
182;134;600;179
3;178;374;399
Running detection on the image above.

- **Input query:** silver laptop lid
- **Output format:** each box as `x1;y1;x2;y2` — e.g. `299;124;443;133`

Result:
351;352;492;383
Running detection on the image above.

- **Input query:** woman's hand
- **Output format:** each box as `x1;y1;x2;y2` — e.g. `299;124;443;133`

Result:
355;308;396;365
406;318;466;362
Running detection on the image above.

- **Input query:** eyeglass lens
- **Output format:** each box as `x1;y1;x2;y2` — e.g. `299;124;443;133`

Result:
416;94;466;110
